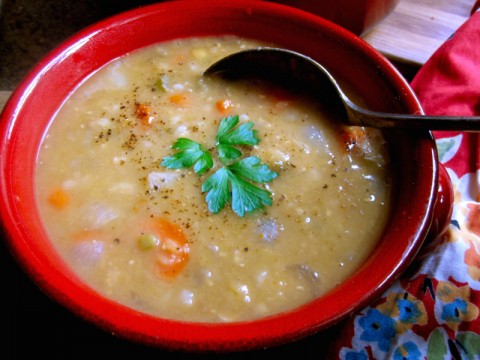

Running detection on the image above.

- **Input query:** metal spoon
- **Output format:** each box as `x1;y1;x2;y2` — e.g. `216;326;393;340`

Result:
203;47;480;131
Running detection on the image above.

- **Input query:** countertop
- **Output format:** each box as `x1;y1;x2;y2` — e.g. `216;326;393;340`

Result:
1;0;477;358
363;0;474;66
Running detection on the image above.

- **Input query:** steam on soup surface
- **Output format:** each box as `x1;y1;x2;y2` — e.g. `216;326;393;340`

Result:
36;36;392;322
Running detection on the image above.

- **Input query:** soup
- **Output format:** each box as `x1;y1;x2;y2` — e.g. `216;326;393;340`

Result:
35;36;392;322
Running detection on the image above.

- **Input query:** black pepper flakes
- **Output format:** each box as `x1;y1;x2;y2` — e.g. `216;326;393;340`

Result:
123;132;138;150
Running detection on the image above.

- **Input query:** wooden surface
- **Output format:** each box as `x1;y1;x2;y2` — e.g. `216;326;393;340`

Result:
363;0;475;66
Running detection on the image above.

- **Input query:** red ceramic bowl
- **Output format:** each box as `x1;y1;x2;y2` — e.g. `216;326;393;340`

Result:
0;0;452;353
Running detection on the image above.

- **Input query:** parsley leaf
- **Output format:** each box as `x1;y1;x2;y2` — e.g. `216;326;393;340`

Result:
201;167;231;214
216;115;259;163
161;115;278;217
202;156;278;217
228;156;278;183
161;138;213;175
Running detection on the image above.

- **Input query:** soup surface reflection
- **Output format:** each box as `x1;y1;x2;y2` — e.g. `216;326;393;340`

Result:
36;36;392;322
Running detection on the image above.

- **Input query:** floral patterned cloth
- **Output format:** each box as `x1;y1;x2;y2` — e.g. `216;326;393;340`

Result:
334;7;480;360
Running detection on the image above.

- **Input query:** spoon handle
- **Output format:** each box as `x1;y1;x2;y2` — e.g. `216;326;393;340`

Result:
346;103;480;131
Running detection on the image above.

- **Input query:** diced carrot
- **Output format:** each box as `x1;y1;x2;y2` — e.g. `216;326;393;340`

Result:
340;127;367;152
48;188;70;209
140;217;190;278
169;93;188;106
215;99;234;114
135;102;154;126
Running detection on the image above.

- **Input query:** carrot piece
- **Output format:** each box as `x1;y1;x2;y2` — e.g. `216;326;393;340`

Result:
135;102;154;125
48;188;70;209
140;217;190;278
169;93;188;106
340;127;367;152
215;99;234;114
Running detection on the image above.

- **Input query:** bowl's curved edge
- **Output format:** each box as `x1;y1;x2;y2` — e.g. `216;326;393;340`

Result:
0;0;440;353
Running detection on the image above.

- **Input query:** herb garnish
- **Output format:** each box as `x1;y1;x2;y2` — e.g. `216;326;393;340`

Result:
161;115;278;217
161;138;213;175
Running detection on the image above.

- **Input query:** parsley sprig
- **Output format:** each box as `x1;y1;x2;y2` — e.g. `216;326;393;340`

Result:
216;114;259;162
161;115;278;217
161;138;213;175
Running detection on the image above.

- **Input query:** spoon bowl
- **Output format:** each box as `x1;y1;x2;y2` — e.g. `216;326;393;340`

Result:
204;48;480;131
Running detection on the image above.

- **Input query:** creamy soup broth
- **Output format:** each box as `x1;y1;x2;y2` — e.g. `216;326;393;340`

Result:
36;36;392;322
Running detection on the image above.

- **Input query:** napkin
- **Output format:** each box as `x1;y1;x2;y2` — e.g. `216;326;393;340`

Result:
331;6;480;360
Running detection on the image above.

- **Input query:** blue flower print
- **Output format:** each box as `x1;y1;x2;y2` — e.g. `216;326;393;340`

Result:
442;298;468;323
359;308;396;352
435;281;479;331
398;298;423;324
393;341;422;360
343;349;369;360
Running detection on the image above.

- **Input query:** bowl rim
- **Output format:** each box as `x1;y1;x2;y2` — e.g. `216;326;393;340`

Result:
0;0;438;352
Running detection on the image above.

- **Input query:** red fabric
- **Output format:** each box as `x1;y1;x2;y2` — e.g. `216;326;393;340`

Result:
411;12;480;182
411;13;480;118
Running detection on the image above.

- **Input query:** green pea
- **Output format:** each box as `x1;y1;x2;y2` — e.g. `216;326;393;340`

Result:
138;233;159;251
